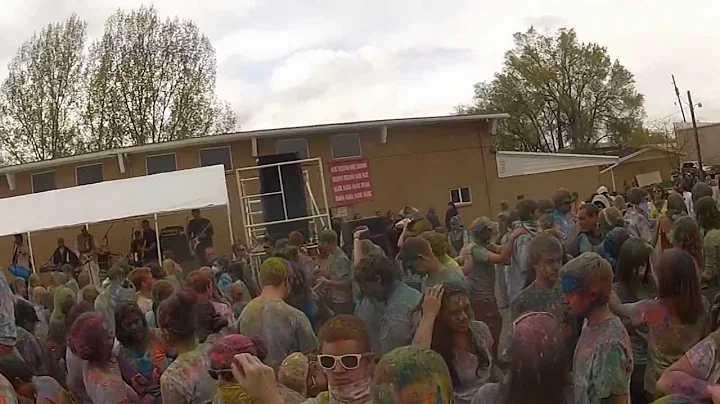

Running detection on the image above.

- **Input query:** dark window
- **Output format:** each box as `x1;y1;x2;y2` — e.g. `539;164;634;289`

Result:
276;139;309;159
330;134;362;159
76;164;104;186
450;187;472;204
146;153;177;175
32;171;56;193
199;146;232;171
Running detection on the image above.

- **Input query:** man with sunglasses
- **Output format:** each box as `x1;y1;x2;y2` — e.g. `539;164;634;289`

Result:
303;315;374;404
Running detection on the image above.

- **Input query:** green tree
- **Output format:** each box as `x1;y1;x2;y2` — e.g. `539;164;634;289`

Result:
84;6;236;148
457;28;645;152
0;14;87;163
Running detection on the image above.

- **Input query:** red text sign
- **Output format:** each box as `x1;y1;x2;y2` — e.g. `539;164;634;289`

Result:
329;158;373;206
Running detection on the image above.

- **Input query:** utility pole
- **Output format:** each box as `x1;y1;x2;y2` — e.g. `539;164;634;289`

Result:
687;90;704;181
672;75;687;122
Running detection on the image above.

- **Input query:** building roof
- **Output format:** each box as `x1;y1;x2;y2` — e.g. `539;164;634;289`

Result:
0;113;509;175
496;151;619;178
674;121;720;131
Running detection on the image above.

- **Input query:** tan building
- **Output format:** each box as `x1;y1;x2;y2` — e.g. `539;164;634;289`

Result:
599;146;684;191
676;122;720;166
0;113;619;274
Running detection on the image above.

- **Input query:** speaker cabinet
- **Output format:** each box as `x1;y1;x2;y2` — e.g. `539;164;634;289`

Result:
257;153;310;242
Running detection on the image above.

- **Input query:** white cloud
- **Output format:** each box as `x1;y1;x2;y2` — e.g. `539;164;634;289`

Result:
3;0;720;132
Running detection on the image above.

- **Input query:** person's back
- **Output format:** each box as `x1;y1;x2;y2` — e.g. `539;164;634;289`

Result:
238;296;317;369
381;282;422;355
238;258;318;369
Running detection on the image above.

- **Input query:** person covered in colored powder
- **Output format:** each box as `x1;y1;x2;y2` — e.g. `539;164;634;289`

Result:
354;254;421;356
560;252;633;404
413;283;500;404
612;238;656;403
552;188;576;241
474;311;573;403
157;289;217;403
463;216;523;358
397;236;468;293
611;249;710;401
209;334;305;404
237;257;318;370
317;230;354;316
505;199;540;304
625;187;653;244
114;301;173;402
68;312;145;403
510;234;578;352
695;196;720;305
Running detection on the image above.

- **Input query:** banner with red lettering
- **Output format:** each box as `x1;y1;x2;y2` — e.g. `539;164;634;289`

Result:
329;158;373;206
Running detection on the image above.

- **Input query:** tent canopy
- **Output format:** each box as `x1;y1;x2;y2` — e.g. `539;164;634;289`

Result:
0;165;229;237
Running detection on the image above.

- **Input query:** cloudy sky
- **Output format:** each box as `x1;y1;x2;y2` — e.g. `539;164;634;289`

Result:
2;0;720;130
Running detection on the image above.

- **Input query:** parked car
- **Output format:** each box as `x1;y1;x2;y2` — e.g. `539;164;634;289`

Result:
682;160;716;176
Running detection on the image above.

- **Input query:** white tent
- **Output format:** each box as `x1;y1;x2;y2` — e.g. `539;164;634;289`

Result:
0;164;231;275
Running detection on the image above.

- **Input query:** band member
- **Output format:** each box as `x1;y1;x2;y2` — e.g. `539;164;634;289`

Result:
76;226;101;287
187;208;214;265
52;237;79;268
130;230;144;264
75;226;96;257
10;234;31;279
141;220;159;264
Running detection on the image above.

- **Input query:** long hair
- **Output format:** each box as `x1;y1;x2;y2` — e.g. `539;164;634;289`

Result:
656;249;704;325
424;283;490;387
114;301;147;346
616;238;654;301
499;313;569;404
695;196;720;232
670;216;703;267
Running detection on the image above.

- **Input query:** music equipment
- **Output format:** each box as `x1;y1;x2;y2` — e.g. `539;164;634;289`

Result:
190;222;213;251
258;153;310;241
341;216;391;255
159;226;192;262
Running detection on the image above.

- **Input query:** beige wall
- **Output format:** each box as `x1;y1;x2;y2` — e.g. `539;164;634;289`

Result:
0;120;617;277
678;125;720;166
599;153;681;193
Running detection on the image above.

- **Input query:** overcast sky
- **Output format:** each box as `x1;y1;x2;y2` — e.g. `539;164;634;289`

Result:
2;0;720;131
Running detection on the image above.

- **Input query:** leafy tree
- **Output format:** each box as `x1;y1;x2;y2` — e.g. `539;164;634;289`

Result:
0;14;87;163
85;6;236;148
457;28;645;152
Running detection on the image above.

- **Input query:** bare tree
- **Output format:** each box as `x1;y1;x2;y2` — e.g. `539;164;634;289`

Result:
0;14;87;163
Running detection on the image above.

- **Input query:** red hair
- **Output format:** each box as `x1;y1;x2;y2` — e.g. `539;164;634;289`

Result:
185;270;211;295
68;312;110;363
158;288;198;341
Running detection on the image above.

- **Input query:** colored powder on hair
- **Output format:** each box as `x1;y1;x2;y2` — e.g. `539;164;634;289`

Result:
560;275;585;294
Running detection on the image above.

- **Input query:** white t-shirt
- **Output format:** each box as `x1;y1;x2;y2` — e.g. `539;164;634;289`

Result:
683;191;694;215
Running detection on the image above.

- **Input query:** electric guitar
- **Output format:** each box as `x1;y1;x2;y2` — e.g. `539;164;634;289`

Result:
190;222;213;251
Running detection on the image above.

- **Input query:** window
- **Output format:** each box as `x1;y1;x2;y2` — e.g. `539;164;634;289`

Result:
450;187;472;205
146;153;177;175
276;138;309;159
199;146;232;171
32;171;56;193
76;163;104;186
330;134;362;159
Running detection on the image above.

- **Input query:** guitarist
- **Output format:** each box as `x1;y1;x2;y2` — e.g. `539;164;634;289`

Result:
140;219;159;265
187;208;214;266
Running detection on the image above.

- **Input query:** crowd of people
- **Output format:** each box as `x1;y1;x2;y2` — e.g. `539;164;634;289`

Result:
2;181;720;403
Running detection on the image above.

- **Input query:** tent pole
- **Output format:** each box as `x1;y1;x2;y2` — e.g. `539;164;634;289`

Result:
153;214;162;262
26;232;36;274
226;205;235;247
611;169;617;192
